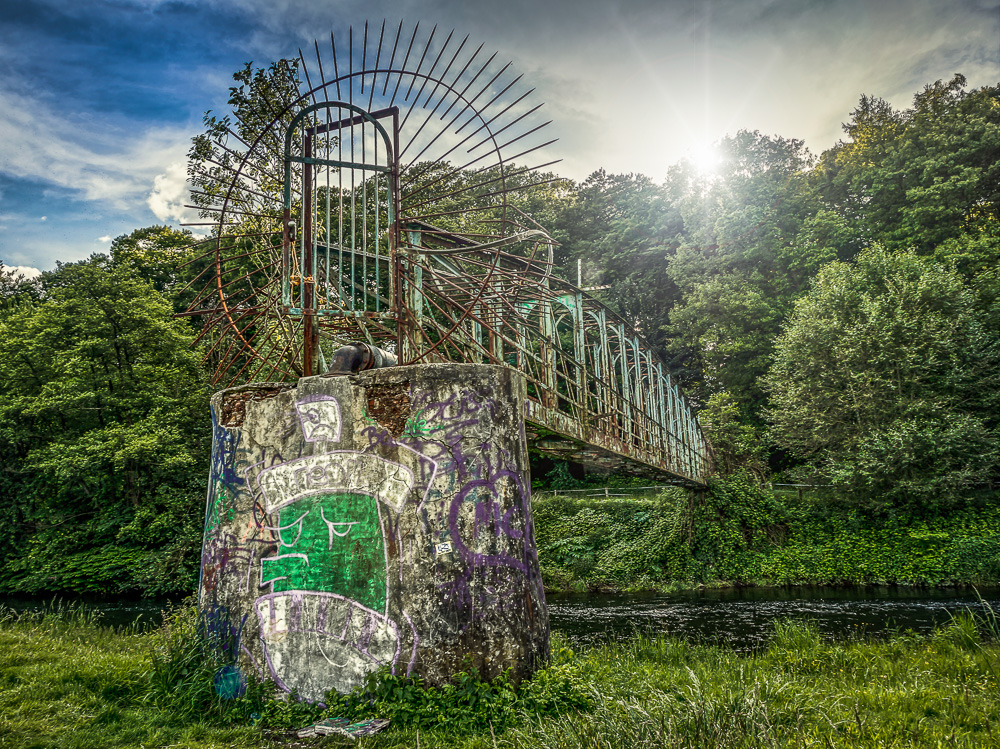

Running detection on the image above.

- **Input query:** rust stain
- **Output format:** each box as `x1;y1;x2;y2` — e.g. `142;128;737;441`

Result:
366;381;411;437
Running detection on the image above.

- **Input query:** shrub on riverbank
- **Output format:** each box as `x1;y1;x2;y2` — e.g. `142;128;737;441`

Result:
532;476;1000;591
1;604;998;748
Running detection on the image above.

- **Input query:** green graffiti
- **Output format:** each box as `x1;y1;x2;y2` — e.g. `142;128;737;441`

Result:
261;492;386;612
205;485;237;532
402;409;447;439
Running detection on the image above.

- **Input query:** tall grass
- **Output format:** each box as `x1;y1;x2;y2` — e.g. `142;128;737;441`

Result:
1;603;998;748
0;603;263;748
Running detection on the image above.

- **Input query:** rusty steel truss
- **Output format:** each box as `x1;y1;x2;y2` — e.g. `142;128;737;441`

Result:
182;21;712;486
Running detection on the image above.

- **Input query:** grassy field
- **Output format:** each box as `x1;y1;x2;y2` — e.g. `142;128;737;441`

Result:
1;603;998;748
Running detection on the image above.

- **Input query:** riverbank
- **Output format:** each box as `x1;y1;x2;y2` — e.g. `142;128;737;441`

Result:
532;477;1000;593
1;605;998;748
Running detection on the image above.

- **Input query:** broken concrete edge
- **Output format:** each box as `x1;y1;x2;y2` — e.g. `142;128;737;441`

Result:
217;381;294;427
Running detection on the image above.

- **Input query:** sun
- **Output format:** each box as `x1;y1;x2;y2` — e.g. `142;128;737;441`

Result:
685;141;723;176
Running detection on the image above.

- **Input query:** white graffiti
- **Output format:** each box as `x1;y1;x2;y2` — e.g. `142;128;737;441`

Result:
256;591;400;701
257;451;414;513
295;395;342;443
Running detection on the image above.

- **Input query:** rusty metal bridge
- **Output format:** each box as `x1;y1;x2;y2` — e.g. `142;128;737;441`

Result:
183;22;712;486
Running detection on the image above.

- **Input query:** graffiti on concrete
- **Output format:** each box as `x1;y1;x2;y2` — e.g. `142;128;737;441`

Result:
295;394;342;443
255;591;401;696
204;408;245;533
382;387;545;633
258;452;414;515
248;419;431;699
260;491;386;609
200;369;547;702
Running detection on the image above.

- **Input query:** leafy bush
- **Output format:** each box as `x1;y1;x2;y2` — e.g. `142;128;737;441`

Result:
305;656;592;734
533;475;1000;589
765;246;1000;510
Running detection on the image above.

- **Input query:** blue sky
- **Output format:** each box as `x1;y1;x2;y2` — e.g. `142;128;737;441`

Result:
1;0;997;273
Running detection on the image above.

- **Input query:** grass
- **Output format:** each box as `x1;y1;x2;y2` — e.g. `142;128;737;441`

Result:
1;604;998;748
0;605;266;749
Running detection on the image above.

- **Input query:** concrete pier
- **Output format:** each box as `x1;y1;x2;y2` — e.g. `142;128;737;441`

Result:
198;364;548;702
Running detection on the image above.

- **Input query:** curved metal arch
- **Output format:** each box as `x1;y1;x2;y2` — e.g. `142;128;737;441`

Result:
282;100;396;190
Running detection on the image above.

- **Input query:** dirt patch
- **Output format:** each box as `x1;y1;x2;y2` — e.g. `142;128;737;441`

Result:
220;387;289;427
366;381;411;437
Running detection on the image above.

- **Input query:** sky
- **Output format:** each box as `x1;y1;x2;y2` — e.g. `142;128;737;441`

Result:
0;0;997;274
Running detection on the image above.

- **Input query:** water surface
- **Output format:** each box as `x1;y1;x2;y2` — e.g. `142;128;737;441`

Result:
4;587;998;649
547;586;1000;650
0;597;171;630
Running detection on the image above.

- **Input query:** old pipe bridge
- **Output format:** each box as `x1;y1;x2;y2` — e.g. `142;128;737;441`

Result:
183;22;712;487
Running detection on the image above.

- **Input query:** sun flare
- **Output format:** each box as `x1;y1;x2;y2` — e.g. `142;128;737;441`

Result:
686;141;723;176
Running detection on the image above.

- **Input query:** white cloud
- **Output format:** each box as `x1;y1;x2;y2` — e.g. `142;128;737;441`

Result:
98;235;112;243
0;85;196;212
0;0;996;266
5;265;42;279
40;216;47;221
207;0;999;183
147;160;199;224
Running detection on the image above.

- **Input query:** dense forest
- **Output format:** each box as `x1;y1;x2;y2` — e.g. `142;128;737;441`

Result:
1;73;997;596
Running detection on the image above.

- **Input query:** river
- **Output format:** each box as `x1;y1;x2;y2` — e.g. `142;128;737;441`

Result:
3;586;998;649
547;586;1000;649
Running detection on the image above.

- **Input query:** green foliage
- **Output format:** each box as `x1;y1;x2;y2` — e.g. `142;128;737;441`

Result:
543;461;584;490
0;262;41;316
6;73;1000;598
533;479;1000;590
540;76;1000;493
821;75;1000;256
509;623;1000;749
698;391;768;479
0;240;211;597
137;604;592;736
765;245;1000;508
3;602;1000;748
323;669;520;732
274;653;593;736
533;489;698;589
144;605;236;721
189;59;302;216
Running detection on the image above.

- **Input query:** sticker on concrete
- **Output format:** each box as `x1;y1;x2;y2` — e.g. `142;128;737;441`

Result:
435;541;453;555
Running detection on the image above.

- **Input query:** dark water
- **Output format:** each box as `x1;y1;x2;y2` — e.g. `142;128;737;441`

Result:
0;597;173;631
547;586;1000;650
4;587;999;649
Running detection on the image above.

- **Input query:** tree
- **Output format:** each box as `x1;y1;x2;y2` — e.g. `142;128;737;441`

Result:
109;225;197;294
664;131;820;414
764;246;1000;509
0;262;40;316
818;76;1000;256
698;390;768;480
0;253;210;594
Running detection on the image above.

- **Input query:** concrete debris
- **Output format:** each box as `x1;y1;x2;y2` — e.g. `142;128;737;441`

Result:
296;717;390;739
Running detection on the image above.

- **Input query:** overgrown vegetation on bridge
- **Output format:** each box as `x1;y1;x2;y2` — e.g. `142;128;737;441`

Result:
0;74;998;595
